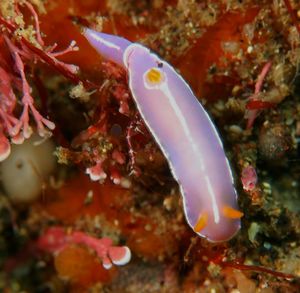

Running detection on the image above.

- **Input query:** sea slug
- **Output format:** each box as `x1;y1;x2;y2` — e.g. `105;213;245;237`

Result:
83;29;243;242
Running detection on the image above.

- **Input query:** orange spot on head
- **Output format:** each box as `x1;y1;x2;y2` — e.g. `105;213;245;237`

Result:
193;212;208;233
146;68;163;84
222;205;244;219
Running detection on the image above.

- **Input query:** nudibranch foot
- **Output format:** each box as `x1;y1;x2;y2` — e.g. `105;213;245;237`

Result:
83;28;242;243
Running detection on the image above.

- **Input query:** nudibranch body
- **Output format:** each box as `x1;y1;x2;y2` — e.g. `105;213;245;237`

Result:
83;29;243;242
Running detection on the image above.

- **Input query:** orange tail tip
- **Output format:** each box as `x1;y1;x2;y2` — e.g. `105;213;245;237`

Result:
222;205;244;219
193;213;208;233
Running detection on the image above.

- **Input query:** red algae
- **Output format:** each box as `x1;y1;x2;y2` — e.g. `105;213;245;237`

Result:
42;174;129;223
42;173;179;260
54;245;115;288
176;6;260;101
37;0;105;72
38;0;153;74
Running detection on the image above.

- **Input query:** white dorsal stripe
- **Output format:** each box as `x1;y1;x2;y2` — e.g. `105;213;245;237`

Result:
159;81;205;171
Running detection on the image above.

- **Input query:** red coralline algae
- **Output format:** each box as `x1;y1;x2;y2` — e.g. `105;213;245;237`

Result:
37;226;131;270
246;100;275;110
0;132;11;161
175;7;260;101
41;173;180;260
54;245;115;289
0;65;17;160
86;159;107;182
0;0;83;161
5;42;55;138
245;61;272;129
241;165;257;192
126;115;145;177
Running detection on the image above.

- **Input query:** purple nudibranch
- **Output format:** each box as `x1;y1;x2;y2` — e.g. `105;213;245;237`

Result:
83;28;242;242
